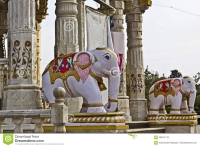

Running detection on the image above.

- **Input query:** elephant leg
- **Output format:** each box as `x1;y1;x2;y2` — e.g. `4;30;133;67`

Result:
170;94;182;114
180;100;189;113
42;72;70;105
188;92;196;113
148;95;163;114
70;76;106;113
159;105;167;114
79;97;89;113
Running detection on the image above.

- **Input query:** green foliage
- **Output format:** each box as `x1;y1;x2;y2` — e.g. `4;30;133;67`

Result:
193;73;200;115
169;69;182;78
194;94;200;115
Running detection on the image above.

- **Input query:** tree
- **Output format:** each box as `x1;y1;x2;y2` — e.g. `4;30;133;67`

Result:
193;73;200;116
169;69;182;78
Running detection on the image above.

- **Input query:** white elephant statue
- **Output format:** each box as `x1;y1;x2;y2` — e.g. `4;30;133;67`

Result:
42;46;120;113
148;76;196;114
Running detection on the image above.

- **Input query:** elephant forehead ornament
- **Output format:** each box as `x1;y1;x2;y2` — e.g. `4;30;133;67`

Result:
148;76;197;114
42;46;120;113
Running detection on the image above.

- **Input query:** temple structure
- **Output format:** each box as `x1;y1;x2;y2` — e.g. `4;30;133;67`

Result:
0;0;152;121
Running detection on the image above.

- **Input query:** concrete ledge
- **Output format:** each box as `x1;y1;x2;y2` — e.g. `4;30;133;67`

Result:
126;121;150;129
150;125;198;133
43;124;129;131
125;127;165;133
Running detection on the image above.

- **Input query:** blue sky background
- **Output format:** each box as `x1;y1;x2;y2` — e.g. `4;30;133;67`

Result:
41;0;200;79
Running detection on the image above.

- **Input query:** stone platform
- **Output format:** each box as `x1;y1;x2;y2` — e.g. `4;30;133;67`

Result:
43;112;129;133
147;113;198;133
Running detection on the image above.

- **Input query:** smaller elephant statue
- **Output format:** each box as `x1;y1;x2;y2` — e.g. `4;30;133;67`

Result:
148;76;196;114
42;46;120;113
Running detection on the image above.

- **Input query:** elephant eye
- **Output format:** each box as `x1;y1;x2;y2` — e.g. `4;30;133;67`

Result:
103;53;111;61
188;80;191;83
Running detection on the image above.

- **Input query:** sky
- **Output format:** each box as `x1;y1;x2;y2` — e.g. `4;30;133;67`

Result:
41;0;200;79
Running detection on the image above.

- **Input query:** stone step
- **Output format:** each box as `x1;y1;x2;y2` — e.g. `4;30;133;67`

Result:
125;127;165;133
126;121;150;129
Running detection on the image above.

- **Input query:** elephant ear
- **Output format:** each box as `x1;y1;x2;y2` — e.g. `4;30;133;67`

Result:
171;78;182;87
171;78;182;95
73;52;95;83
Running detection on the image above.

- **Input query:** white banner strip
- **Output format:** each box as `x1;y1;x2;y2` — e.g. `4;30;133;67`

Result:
0;134;200;146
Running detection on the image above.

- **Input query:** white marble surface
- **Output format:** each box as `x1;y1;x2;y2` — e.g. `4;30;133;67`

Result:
198;125;200;133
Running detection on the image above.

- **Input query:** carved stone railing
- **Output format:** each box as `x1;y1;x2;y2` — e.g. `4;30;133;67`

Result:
0;87;68;133
0;109;51;133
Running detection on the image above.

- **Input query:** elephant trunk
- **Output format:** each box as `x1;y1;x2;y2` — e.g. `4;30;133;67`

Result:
188;91;196;112
103;68;120;112
102;68;120;99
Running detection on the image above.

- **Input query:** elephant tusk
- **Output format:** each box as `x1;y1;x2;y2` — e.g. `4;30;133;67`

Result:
102;69;111;76
111;70;119;76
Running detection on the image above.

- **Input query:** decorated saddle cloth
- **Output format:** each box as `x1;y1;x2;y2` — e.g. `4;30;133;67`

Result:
150;79;177;98
42;53;107;91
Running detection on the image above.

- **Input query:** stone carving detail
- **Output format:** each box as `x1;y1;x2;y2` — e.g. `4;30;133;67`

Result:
126;13;142;22
12;40;21;79
56;2;78;16
126;74;130;94
21;41;32;79
119;72;124;93
124;2;138;14
2;33;7;58
130;50;143;68
110;1;124;9
110;0;124;33
12;40;32;79
130;74;143;93
36;0;48;22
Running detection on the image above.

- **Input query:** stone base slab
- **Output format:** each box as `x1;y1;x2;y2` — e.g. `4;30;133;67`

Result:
129;98;147;121
118;98;132;121
3;86;42;110
65;97;83;114
148;113;198;133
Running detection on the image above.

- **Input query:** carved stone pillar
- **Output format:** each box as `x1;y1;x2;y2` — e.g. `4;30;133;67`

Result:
0;0;8;58
110;0;131;121
0;58;7;110
55;0;79;57
2;0;42;110
124;0;151;121
77;0;85;51
36;0;48;86
55;0;82;113
35;21;41;86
